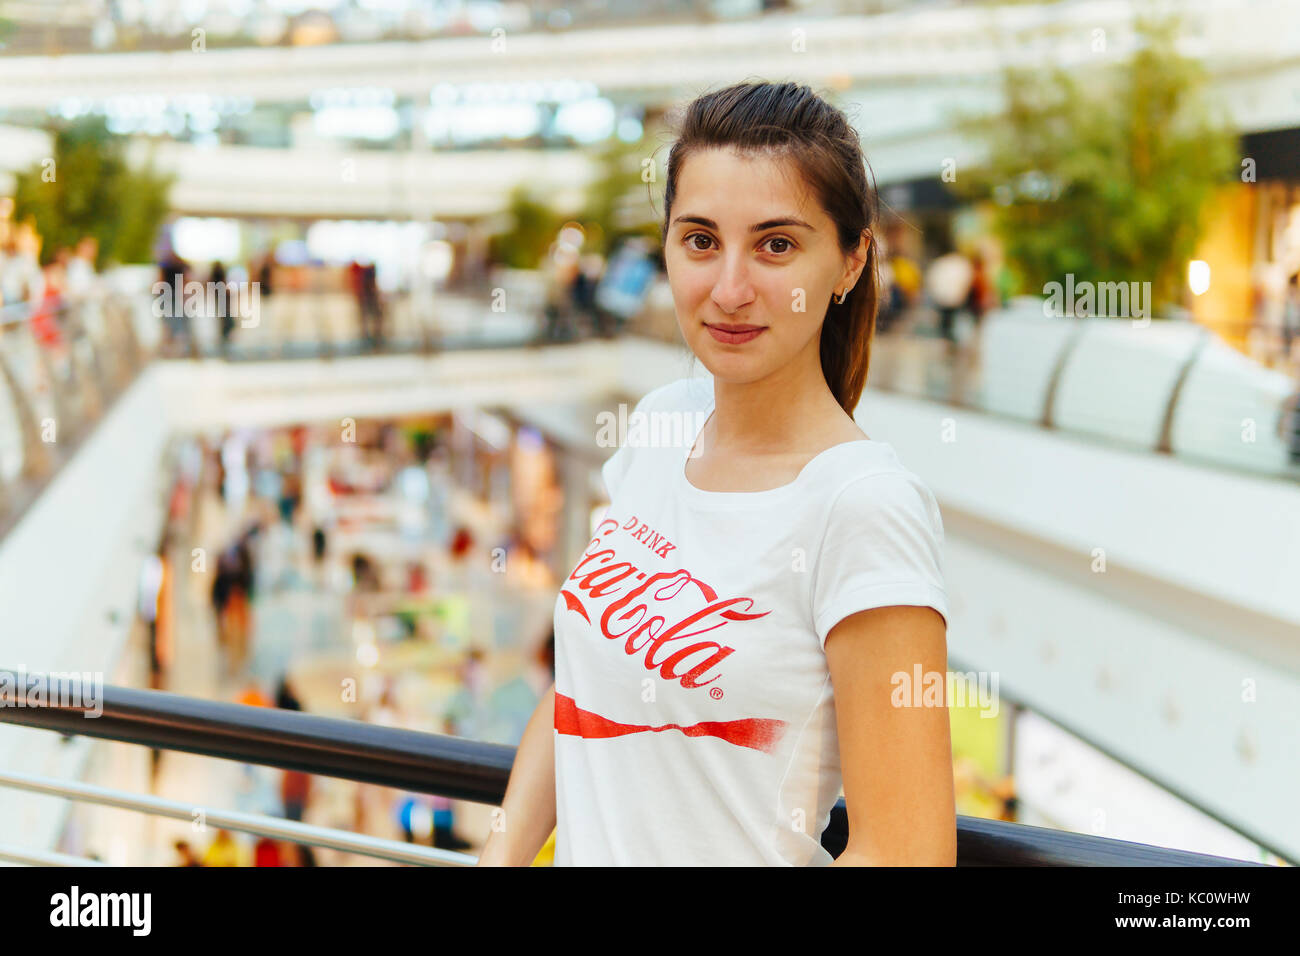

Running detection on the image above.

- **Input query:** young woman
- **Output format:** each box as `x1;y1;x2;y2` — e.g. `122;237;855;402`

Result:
479;80;954;866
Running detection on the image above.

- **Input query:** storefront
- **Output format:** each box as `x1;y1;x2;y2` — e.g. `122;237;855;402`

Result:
1190;126;1300;369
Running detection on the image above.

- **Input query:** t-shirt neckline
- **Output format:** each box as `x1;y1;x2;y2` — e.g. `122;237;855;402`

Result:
677;391;877;506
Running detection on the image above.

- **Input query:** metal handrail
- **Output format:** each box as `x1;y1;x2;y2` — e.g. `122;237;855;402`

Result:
0;670;1269;866
0;768;474;867
0;672;514;804
0;843;107;867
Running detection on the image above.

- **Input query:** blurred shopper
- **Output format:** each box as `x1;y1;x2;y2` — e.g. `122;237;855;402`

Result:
30;258;65;351
396;794;428;844
1282;388;1300;466
992;776;1019;823
252;252;274;338
0;237;23;307
875;228;917;335
347;258;363;318
1283;272;1300;361
542;238;581;342
876;256;902;334
350;552;380;592
311;524;328;575
460;648;486;706
430;793;473;850
888;249;922;316
211;547;236;673
202;829;244;867
0;226;44;308
257;252;274;297
153;539;176;693
253;836;283;866
276;468;302;526
211;260;235;354
356;261;384;349
429;715;474;851
138;539;171;781
173;839;203;867
926;246;973;348
965;252;996;328
572;251;605;336
275;674;303;711
64;236;98;300
212;537;255;678
448;525;474;560
406;559;429;593
158;247;195;357
62;237;103;371
281;769;311;823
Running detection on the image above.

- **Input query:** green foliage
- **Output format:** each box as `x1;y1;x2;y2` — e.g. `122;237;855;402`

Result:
487;132;663;268
112;159;174;266
954;10;1238;313
488;185;566;269
11;116;175;268
577;133;665;254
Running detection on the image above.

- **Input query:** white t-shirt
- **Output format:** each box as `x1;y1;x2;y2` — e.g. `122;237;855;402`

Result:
552;375;948;865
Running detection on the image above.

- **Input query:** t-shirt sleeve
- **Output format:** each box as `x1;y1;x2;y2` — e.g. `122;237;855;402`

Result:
812;471;949;649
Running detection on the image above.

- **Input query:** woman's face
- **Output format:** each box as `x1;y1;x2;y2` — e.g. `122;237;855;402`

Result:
664;147;863;385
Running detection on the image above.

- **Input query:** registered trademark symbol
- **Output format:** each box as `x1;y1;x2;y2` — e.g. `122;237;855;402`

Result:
709;687;723;700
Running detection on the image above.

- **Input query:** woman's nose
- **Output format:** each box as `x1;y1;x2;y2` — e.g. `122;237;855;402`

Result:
711;257;756;313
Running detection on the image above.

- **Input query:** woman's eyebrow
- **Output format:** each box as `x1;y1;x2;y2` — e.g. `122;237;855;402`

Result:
670;215;814;232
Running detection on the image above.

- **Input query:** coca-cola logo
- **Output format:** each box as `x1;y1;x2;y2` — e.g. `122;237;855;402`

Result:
559;516;770;692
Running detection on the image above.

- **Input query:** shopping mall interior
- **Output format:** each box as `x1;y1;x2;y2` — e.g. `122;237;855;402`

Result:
0;0;1297;868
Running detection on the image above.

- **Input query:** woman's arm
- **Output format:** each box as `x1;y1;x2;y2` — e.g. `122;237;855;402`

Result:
824;605;956;866
476;682;557;866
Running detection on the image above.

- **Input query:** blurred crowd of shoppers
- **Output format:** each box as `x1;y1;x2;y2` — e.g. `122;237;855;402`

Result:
173;829;317;867
156;247;275;355
1;224;102;343
541;228;659;342
148;416;506;864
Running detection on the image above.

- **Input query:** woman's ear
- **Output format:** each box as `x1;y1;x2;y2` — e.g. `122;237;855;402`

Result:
842;229;871;292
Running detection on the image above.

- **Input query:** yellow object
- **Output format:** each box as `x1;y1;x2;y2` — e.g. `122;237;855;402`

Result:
201;834;244;867
531;828;556;866
891;255;922;300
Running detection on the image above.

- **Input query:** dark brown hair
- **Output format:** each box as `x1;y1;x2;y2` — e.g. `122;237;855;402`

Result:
661;81;880;415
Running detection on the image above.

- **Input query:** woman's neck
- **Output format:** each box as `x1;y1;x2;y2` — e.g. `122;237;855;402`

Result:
707;361;844;455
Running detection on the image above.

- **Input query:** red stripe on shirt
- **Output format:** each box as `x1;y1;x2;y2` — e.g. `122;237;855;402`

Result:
554;692;787;754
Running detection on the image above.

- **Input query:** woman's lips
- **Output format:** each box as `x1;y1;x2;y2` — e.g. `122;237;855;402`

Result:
705;323;766;345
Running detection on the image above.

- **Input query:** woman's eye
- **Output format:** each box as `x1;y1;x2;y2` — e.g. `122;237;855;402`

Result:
682;234;793;254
